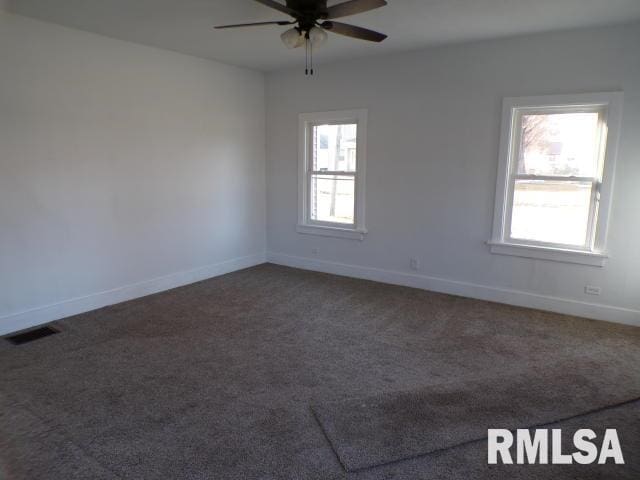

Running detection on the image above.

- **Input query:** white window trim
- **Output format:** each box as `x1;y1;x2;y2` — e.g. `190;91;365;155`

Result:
489;92;624;267
297;109;368;240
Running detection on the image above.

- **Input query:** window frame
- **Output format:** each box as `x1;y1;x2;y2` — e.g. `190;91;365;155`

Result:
489;92;623;267
297;109;367;240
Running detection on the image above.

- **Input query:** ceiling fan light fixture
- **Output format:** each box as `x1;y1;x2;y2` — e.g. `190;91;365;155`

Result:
308;26;328;48
217;0;389;74
280;27;304;49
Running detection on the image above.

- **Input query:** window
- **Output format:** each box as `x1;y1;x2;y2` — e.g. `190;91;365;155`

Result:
298;110;367;240
490;93;623;266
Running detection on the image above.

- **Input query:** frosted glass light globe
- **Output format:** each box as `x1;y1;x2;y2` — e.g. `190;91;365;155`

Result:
308;26;328;47
280;28;304;49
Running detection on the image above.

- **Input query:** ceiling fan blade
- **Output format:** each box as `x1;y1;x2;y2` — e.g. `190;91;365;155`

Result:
322;21;387;42
253;0;297;17
325;0;387;19
215;20;293;29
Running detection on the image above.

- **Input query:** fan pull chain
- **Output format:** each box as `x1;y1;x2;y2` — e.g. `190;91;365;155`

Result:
304;38;309;75
310;39;314;75
304;32;314;76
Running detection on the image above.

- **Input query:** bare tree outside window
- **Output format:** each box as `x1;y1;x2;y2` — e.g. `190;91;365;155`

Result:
519;115;552;174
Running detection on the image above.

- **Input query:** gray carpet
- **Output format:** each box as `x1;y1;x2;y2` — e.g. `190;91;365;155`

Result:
313;363;640;471
1;264;639;479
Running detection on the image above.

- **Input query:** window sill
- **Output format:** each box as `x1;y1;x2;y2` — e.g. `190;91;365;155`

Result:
487;241;608;267
296;224;367;241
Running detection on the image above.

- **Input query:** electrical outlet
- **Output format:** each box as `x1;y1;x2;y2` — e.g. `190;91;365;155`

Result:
410;258;420;271
585;285;602;296
311;248;319;255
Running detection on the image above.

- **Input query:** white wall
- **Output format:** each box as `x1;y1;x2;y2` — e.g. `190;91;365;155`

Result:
0;13;266;333
266;23;640;324
1;13;638;334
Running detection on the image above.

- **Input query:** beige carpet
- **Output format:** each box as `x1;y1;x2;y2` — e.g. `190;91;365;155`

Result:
313;363;640;471
1;264;639;479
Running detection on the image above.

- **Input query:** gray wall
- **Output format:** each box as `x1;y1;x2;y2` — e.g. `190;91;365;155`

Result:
266;23;640;319
0;13;266;327
1;12;638;331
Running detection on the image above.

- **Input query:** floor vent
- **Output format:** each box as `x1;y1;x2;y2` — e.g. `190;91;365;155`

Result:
6;326;60;345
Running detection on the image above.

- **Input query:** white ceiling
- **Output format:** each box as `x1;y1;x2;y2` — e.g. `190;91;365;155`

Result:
7;0;640;71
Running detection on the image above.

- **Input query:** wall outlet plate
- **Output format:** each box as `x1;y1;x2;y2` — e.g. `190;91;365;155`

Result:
585;285;602;296
410;258;420;271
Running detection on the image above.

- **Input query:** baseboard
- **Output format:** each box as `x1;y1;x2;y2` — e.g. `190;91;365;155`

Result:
0;252;266;336
4;251;636;336
266;252;640;328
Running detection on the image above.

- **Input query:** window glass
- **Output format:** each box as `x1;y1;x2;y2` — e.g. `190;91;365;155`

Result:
312;124;357;172
509;110;604;247
310;174;355;224
510;180;593;246
517;112;601;177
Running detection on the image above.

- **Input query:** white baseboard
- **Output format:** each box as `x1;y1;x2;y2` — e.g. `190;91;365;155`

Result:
0;252;266;336
4;251;636;336
266;252;640;328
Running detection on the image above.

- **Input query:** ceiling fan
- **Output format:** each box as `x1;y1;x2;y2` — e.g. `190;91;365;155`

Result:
215;0;388;75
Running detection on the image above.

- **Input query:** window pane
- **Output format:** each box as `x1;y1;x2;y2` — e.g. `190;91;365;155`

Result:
311;175;355;224
313;124;357;172
510;180;593;247
518;112;601;177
